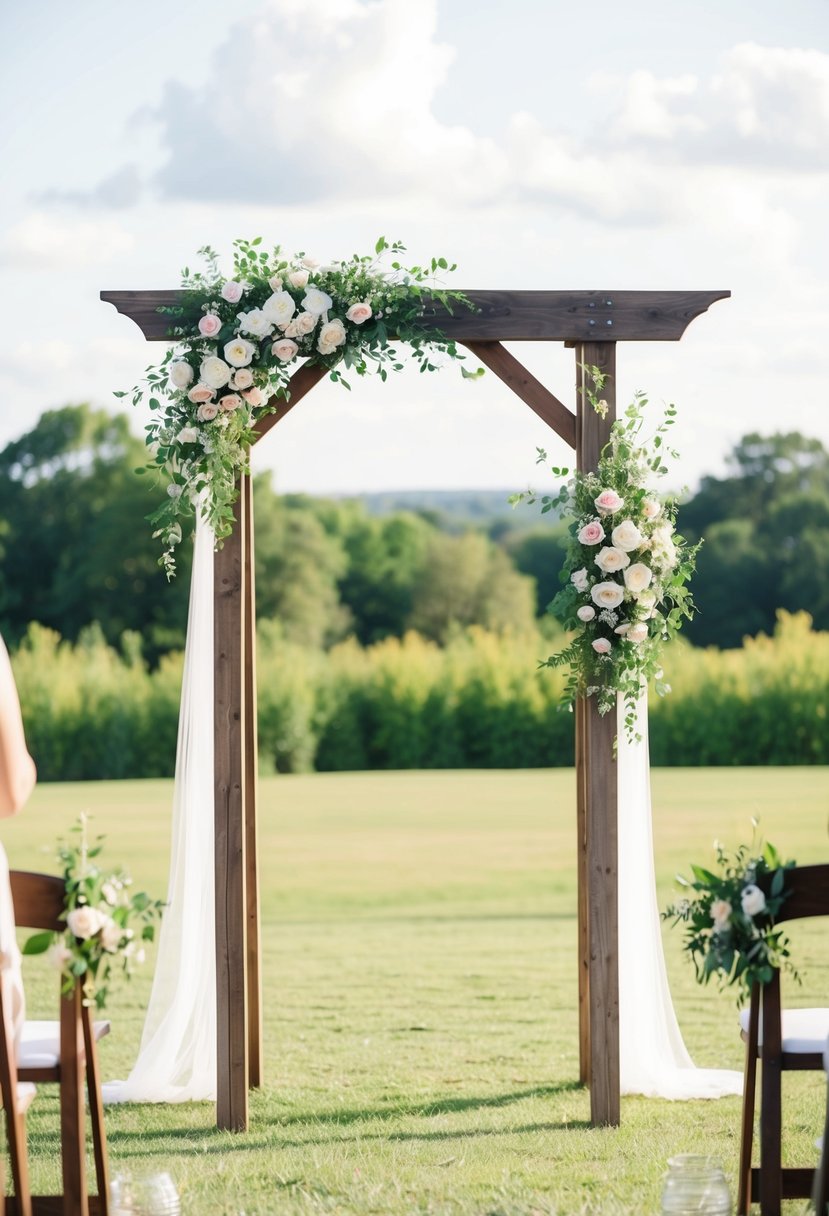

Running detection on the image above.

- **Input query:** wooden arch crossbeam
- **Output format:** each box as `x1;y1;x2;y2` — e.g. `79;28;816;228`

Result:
102;287;729;1134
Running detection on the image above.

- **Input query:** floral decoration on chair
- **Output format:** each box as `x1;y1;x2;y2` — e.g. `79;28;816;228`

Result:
23;814;163;1009
663;831;798;1002
119;237;474;576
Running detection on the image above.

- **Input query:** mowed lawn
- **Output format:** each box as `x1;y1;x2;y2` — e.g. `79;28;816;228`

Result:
4;767;829;1215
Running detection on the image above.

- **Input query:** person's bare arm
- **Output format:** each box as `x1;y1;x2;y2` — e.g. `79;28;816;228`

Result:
0;638;36;816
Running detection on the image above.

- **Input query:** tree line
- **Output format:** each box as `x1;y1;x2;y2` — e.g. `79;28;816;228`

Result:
1;405;828;657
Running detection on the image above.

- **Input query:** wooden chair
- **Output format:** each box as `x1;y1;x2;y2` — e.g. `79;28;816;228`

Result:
0;966;37;1216
813;1036;829;1215
737;863;829;1216
9;871;111;1216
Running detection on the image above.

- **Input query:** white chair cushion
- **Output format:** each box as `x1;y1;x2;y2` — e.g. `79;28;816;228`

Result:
739;1006;829;1053
16;1081;36;1113
17;1018;111;1070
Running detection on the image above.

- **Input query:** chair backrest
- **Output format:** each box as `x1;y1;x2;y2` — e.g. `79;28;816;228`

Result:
9;872;65;933
762;864;829;925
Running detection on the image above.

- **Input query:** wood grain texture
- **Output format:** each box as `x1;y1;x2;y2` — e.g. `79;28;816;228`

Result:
575;343;620;1128
59;985;88;1216
461;341;576;447
575;696;590;1086
242;473;262;1088
214;490;249;1132
100;289;730;343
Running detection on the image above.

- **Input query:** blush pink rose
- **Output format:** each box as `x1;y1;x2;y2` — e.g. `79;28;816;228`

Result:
576;605;596;622
198;313;222;338
242;387;266;407
594;488;625;515
641;497;661;520
197;402;219;421
272;338;299;363
592;638;612;654
346;301;373;325
218;393;243;412
232;368;254;390
627;622;649;643
188;384;216;404
221;281;244;304
578;520;605;546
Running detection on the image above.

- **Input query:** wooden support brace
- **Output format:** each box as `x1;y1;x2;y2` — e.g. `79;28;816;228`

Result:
242;472;262;1088
462;341;576;448
214;486;249;1131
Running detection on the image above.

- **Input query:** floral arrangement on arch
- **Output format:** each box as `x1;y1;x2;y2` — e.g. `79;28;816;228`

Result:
119;237;474;575
663;831;797;1002
514;371;700;739
23;815;164;1010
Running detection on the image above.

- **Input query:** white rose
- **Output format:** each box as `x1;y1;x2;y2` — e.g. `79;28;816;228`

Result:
294;311;318;335
652;528;678;568
101;881;118;906
169;361;194;389
282;320;300;338
67;905;103;940
199;356;232;390
99;917;122;953
231;368;254;390
302;287;334;316
287;268;310;289
627;622;649;643
47;941;73;971
571;568;589;593
595;547;630;574
614;623;630;636
591;581;625;609
176;427;199;445
272;338;299;363
740;884;767;918
636;588;658;613
223;338;257;368
237;309;272;338
317;318;347;354
221;281;244;304
262;291;296;326
300;255;320;269
576;605;596;622
268;274;283;292
641;497;661;520
624;563;653;593
611;519;644;552
167;484;183;499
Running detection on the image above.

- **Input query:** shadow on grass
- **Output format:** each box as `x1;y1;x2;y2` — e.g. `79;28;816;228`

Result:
108;1081;590;1157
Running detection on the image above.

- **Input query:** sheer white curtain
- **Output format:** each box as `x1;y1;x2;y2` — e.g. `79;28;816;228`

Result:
103;513;216;1103
617;690;742;1099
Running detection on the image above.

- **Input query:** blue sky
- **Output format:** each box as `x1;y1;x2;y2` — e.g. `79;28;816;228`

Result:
1;0;827;494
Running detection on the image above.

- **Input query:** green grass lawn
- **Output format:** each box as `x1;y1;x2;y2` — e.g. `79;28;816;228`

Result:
4;767;829;1214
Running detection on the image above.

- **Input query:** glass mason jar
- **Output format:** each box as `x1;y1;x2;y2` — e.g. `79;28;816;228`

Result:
110;1169;181;1215
661;1154;732;1215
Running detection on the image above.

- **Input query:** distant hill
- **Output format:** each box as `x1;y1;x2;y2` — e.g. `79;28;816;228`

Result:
344;488;525;530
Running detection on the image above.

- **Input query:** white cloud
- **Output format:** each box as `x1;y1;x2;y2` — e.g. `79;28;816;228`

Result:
0;213;136;269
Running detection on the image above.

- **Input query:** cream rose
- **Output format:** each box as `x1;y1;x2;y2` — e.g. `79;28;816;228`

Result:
221;281;244;304
294;311;318;335
300;255;320;269
262;291;296;326
578;520;605;546
198;313;221;339
268;274;283;292
223;338;257;368
571;568;589;593
576;605;596;622
627;622;649;643
594;488;625;515
302;287;334;315
287;268;310;289
641;497;661;520
67;905;102;940
711;899;732;929
232;368;254;390
197;401;219;422
169;360;194;389
346;301;373;325
636;588;658;613
611;519;644;552
47;941;73;971
242;387;265;407
317;318;347;354
219;393;243;412
595;546;630;574
624;563;653;593
591;581;625;609
99;918;122;953
592;638;612;654
282;320;300;338
272;338;299;363
188;383;216;404
176;427;199;444
614;623;630;636
199;356;232;390
740;884;767;918
238;309;272;338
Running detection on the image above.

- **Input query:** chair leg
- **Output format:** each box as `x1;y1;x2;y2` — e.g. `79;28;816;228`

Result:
759;1053;783;1216
738;1044;758;1213
5;1107;33;1216
82;1011;109;1215
60;987;89;1216
813;1081;829;1216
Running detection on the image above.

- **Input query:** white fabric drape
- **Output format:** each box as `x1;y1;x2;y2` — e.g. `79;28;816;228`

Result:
0;842;25;1048
617;690;742;1099
103;513;217;1103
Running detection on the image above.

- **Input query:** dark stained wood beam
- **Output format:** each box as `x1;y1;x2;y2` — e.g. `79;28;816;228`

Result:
101;289;730;344
462;341;576;448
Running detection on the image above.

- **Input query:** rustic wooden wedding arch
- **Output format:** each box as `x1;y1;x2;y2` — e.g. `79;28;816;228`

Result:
102;286;729;1132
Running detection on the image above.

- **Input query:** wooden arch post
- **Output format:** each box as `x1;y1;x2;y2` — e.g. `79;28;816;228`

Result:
102;286;729;1131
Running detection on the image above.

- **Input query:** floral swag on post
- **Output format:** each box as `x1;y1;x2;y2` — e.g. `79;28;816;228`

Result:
514;371;700;740
120;237;474;575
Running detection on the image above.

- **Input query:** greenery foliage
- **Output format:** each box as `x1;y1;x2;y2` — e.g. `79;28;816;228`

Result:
10;612;828;780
